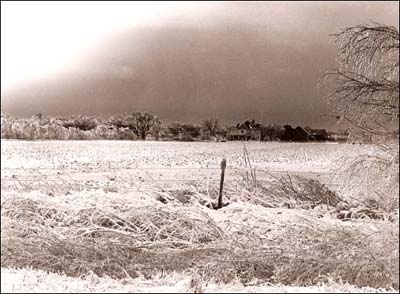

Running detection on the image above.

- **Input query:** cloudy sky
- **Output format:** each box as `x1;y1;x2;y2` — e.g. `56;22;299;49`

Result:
1;1;398;128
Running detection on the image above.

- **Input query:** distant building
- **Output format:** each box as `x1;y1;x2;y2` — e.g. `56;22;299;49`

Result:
227;119;262;141
309;129;328;141
281;125;310;141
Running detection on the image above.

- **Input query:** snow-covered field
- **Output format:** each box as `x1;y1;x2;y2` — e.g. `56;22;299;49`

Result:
1;140;398;293
0;140;380;194
1;140;379;171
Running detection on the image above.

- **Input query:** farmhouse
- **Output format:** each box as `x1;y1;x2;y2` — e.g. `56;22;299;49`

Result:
227;120;262;141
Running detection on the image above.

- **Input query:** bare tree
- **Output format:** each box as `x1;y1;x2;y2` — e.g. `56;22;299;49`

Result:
323;24;399;215
202;118;220;139
323;23;399;138
126;112;161;140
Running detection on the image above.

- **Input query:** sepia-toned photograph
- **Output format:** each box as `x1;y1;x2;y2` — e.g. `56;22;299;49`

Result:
1;1;399;293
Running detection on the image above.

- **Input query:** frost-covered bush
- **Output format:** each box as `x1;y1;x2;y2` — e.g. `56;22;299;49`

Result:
1;113;146;140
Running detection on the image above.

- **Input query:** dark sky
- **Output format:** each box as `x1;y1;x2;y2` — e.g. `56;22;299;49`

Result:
1;1;399;129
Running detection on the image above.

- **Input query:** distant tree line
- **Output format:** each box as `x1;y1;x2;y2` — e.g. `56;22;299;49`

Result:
1;111;351;142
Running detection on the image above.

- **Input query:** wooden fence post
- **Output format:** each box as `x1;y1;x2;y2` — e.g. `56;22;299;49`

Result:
218;158;227;209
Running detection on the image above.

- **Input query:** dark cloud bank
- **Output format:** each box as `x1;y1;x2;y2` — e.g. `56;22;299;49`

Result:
1;2;398;129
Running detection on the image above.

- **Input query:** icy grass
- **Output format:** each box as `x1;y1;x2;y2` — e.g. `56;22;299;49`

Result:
333;143;399;215
1;140;399;292
2;189;399;290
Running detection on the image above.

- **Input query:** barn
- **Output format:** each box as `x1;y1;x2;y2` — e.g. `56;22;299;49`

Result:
281;125;310;141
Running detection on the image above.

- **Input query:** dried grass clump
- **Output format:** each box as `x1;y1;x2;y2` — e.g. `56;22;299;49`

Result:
153;173;343;212
2;196;226;249
233;173;343;210
334;143;399;221
1;189;398;289
1;194;228;279
186;221;399;289
2;215;270;284
187;248;275;285
75;206;226;248
273;224;399;290
2;197;68;225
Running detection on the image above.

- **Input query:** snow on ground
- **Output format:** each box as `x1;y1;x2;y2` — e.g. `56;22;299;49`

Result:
1;140;397;293
0;140;379;172
0;140;379;197
2;268;397;293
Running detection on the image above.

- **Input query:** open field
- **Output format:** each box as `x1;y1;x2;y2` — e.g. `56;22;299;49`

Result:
1;140;399;293
0;140;380;171
0;140;381;193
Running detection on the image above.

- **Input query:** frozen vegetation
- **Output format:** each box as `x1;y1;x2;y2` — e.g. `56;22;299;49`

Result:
1;140;398;293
